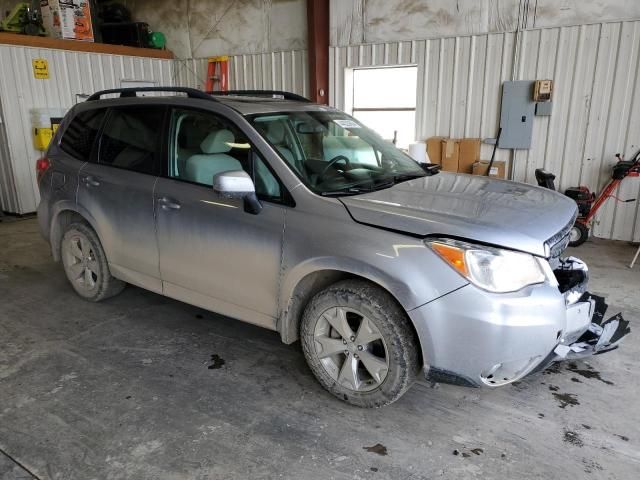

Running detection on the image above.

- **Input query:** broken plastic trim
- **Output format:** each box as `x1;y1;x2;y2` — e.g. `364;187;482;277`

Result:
553;256;588;305
554;293;631;360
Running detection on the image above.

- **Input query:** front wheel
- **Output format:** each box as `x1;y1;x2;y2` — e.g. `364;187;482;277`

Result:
569;222;589;247
300;280;420;407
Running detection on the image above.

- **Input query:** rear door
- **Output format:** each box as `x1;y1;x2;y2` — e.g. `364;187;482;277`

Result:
40;108;106;234
77;105;166;293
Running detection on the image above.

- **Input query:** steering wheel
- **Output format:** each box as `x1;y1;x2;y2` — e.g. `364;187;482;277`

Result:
319;155;351;178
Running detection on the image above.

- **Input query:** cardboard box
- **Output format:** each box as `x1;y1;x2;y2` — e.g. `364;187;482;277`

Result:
458;138;481;174
41;0;94;42
472;161;506;179
425;136;445;165
441;139;459;172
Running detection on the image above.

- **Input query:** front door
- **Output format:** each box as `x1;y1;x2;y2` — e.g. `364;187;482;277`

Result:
77;105;166;292
154;108;288;328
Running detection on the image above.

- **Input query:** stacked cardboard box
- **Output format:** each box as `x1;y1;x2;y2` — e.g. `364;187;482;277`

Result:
472;161;506;178
425;136;505;178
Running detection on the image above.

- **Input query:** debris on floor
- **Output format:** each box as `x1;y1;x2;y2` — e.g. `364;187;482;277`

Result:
363;444;388;456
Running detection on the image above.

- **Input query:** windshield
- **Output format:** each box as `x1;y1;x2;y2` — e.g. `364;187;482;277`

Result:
249;111;426;196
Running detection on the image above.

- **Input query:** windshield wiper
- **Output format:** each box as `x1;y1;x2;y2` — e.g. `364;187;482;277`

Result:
320;174;427;196
390;173;427;183
319;172;430;196
320;187;371;197
365;173;426;191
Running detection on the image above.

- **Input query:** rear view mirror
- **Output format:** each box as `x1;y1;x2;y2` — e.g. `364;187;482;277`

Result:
296;122;324;134
212;170;262;215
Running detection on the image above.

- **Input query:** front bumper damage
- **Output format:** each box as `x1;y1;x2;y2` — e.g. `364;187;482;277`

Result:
410;255;631;388
551;257;630;362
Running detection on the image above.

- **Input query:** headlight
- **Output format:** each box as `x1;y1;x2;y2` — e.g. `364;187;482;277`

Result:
426;239;546;293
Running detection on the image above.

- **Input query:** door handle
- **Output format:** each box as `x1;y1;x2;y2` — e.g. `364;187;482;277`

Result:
158;196;181;210
81;175;100;187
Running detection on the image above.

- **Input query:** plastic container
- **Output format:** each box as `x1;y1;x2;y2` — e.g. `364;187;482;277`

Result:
30;108;66;151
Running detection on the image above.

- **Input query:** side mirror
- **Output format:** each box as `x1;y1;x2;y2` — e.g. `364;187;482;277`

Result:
212;170;262;215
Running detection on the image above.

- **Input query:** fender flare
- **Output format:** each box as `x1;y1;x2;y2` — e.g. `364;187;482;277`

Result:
277;256;421;344
49;202;101;261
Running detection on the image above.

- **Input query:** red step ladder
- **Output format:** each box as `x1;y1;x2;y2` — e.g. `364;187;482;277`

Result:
204;56;229;92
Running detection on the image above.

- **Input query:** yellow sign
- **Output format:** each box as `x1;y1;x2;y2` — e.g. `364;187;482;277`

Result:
32;58;49;79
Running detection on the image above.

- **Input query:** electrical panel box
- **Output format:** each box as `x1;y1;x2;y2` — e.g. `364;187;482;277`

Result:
499;81;536;149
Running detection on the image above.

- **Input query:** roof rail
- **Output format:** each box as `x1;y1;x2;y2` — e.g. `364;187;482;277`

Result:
86;87;214;102
207;90;311;103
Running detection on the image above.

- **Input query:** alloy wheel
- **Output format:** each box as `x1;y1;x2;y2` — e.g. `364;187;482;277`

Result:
63;233;99;292
313;306;389;392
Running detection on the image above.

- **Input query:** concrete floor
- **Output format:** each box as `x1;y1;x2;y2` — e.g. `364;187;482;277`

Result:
0;217;639;480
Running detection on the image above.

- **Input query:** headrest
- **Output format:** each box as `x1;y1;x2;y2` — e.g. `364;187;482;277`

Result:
200;129;234;154
265;121;286;144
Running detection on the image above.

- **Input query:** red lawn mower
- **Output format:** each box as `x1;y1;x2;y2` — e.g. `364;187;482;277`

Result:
535;149;640;247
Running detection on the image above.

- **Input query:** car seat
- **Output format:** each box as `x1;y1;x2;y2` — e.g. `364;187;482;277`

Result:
185;129;242;185
264;121;295;164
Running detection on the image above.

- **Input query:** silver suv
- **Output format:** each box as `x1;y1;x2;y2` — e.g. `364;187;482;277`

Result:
37;87;630;407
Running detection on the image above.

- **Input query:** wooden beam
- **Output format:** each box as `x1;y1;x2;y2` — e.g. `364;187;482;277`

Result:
307;0;329;104
0;32;174;59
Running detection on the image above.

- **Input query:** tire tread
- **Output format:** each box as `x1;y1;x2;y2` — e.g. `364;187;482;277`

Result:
300;279;420;408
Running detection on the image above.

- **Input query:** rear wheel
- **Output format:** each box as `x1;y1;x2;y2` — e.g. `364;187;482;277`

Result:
569;222;589;247
300;279;420;407
61;222;125;301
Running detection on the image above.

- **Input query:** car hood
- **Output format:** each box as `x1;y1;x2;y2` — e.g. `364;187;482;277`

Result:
340;172;577;257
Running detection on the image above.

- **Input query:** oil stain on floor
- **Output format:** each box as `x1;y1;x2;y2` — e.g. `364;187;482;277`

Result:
563;430;584;447
207;354;225;369
552;392;580;409
566;362;614;385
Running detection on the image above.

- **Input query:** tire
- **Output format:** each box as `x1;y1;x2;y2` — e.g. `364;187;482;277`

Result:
60;222;125;302
300;279;420;407
569;222;589;247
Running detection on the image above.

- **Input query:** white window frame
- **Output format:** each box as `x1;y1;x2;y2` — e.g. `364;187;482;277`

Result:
344;65;418;145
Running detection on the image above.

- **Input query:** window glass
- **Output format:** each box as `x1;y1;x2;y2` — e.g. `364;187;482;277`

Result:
352;67;417;109
98;107;164;175
250;111;426;197
60;108;106;160
169;109;283;201
351;110;416;150
351;66;418;149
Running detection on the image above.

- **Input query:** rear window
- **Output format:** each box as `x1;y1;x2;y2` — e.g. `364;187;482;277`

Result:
60;108;106;160
98;107;164;175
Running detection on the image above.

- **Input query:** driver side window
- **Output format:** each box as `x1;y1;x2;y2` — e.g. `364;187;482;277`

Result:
169;109;284;202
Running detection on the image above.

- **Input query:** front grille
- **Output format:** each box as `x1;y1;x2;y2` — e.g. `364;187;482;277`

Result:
545;212;577;260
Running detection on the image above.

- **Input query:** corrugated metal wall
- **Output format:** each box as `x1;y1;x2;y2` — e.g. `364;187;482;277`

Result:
0;44;173;214
173;50;309;97
513;22;640;241
0;99;17;214
330;20;640;242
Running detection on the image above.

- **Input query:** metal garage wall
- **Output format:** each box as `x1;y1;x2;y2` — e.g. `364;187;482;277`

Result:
0;44;173;214
0;98;18;213
330;34;516;167
330;20;640;242
512;22;640;241
173;49;309;97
